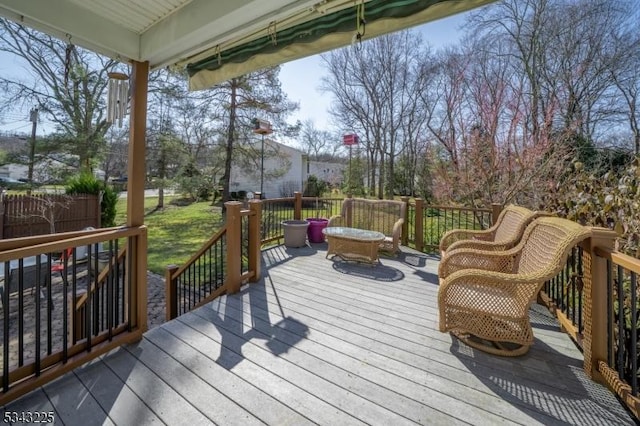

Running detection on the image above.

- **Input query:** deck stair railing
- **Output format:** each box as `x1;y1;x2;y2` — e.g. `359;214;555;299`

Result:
165;200;262;320
72;245;128;342
0;225;147;405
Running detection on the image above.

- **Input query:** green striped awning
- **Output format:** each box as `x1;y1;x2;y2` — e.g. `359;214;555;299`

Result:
185;0;495;90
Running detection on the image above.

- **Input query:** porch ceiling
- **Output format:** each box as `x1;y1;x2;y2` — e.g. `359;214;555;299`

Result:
0;0;495;90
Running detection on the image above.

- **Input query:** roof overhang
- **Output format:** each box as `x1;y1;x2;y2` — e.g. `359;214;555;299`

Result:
0;0;495;91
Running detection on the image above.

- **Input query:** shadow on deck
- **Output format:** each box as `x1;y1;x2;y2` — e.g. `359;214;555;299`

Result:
1;244;634;425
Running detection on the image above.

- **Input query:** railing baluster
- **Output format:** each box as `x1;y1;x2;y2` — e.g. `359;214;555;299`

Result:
62;250;68;362
107;240;113;341
2;263;8;392
86;245;92;348
17;259;24;366
114;239;119;329
631;272;637;396
571;265;577;325
564;262;568;313
72;248;78;344
578;248;583;333
617;265;625;378
35;255;43;375
196;258;201;305
127;238;133;332
34;255;43;376
606;258;613;366
46;255;53;355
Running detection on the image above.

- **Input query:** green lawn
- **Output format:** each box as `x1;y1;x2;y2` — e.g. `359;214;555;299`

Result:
115;197;223;274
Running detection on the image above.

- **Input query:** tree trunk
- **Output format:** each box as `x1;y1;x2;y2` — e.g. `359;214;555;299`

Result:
157;140;167;209
222;80;238;205
377;152;385;200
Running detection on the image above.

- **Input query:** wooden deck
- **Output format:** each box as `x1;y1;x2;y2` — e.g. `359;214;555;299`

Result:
2;244;635;425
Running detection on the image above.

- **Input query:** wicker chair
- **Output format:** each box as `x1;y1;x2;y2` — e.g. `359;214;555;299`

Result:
438;217;591;356
439;205;541;257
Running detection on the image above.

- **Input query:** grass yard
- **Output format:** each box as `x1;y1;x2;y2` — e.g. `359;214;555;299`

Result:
115;196;223;274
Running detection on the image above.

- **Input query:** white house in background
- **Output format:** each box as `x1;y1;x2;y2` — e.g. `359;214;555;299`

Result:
229;139;307;199
0;163;28;180
307;160;345;188
0;157;105;183
228;139;347;198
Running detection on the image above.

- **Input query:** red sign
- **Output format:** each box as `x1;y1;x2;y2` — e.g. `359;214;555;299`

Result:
343;133;359;146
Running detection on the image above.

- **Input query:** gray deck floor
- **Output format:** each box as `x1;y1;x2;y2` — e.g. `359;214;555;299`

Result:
2;244;635;425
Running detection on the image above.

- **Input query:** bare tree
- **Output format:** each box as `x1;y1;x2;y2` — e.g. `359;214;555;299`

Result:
299;119;336;160
467;0;637;150
322;31;429;198
0;19;119;172
609;18;640;154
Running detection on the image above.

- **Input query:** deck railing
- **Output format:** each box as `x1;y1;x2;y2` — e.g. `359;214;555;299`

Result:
72;245;128;342
260;197;297;245
590;241;640;417
260;194;344;245
165;201;262;320
536;226;640;418
0;225;147;405
403;198;498;252
260;193;494;249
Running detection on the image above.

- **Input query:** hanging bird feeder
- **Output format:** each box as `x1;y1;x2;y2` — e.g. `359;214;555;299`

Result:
107;72;129;128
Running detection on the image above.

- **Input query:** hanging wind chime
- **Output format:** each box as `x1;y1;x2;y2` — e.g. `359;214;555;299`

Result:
107;72;129;128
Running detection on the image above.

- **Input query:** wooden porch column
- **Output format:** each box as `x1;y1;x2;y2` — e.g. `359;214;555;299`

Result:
248;199;262;283
127;60;149;227
491;203;503;226
126;60;149;333
165;265;178;321
414;198;424;252
582;227;617;383
225;201;242;294
345;194;353;228
400;196;410;246
294;192;302;220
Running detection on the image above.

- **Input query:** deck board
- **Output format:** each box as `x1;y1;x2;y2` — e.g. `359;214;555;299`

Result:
1;244;635;425
43;369;114;426
74;358;162;426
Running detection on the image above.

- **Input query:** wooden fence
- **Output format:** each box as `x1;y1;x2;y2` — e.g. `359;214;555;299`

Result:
0;193;100;239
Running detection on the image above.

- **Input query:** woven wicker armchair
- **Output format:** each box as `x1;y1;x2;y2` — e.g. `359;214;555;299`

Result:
438;217;591;356
439;205;541;257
